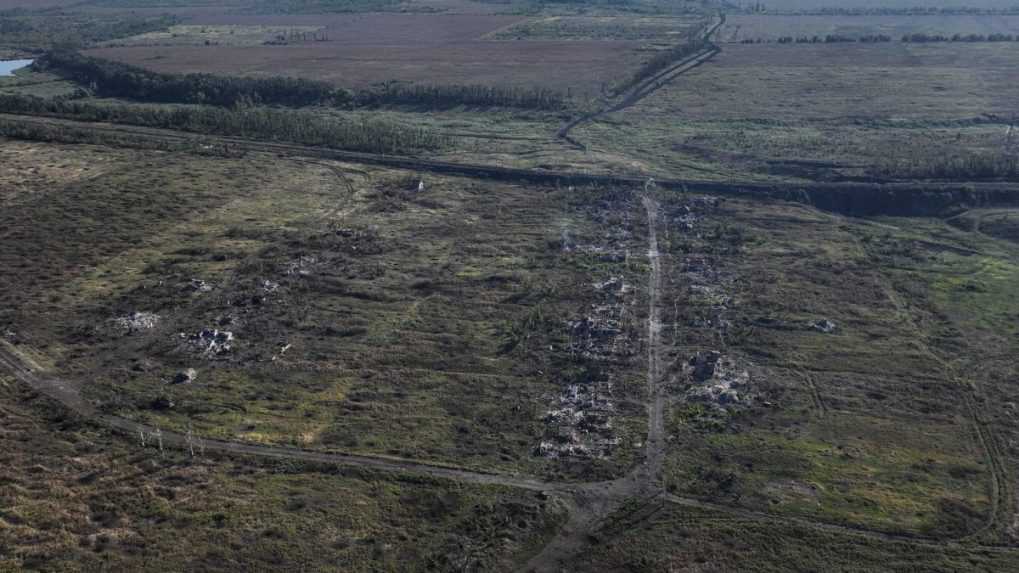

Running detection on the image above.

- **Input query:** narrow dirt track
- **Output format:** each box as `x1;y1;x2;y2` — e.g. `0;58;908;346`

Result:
641;196;667;490
0;342;554;492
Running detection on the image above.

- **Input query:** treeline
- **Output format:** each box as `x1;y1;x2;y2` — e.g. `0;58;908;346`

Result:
745;5;1019;15
354;82;567;111
36;51;570;111
745;33;1018;44
0;12;177;51
874;152;1019;180
797;7;1019;15
0;94;451;154
36;51;345;107
774;34;891;44
902;33;1019;43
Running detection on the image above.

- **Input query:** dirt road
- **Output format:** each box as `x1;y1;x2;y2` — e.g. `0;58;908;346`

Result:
641;196;666;491
0;341;554;492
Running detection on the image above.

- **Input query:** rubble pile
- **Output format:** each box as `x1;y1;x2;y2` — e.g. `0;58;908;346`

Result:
539;272;636;458
684;351;752;408
673;199;735;332
536;381;618;458
538;200;639;460
567;276;635;361
113;311;161;332
181;328;234;356
671;196;762;423
560;211;634;264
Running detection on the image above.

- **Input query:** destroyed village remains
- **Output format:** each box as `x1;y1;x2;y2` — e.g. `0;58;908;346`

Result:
2;0;1019;570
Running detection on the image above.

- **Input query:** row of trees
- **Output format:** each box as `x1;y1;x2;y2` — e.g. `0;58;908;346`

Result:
775;34;891;44
353;82;568;111
902;33;1019;43
746;33;1017;44
37;51;571;111
0;12;177;51
0;94;451;154
874;152;1019;180
37;50;343;107
761;7;1019;15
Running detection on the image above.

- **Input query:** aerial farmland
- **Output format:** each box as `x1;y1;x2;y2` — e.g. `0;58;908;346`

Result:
2;0;1019;571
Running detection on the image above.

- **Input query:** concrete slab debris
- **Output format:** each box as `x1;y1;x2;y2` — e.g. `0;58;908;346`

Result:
114;311;160;332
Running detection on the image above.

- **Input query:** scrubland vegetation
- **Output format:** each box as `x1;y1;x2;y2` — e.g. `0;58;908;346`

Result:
4;0;1019;570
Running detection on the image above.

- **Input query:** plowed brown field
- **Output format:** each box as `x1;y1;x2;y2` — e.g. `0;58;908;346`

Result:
85;13;645;92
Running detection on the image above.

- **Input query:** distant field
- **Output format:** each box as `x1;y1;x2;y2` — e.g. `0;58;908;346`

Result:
742;0;1019;11
85;40;641;92
723;14;1019;41
0;0;82;7
96;13;527;47
559;40;1019;180
632;42;1019;120
82;13;647;92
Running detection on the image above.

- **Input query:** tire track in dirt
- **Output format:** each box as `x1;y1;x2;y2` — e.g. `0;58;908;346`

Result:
0;341;554;492
859;233;1013;543
789;352;828;418
641;196;667;490
661;494;1019;554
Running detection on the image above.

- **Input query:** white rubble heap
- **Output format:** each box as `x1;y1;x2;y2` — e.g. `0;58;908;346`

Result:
568;274;635;360
181;328;234;356
671;197;756;412
674;199;733;332
113;311;160;332
538;208;636;459
537;381;618;458
560;225;632;263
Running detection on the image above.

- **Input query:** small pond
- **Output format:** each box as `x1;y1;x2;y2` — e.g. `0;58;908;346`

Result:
0;59;33;77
